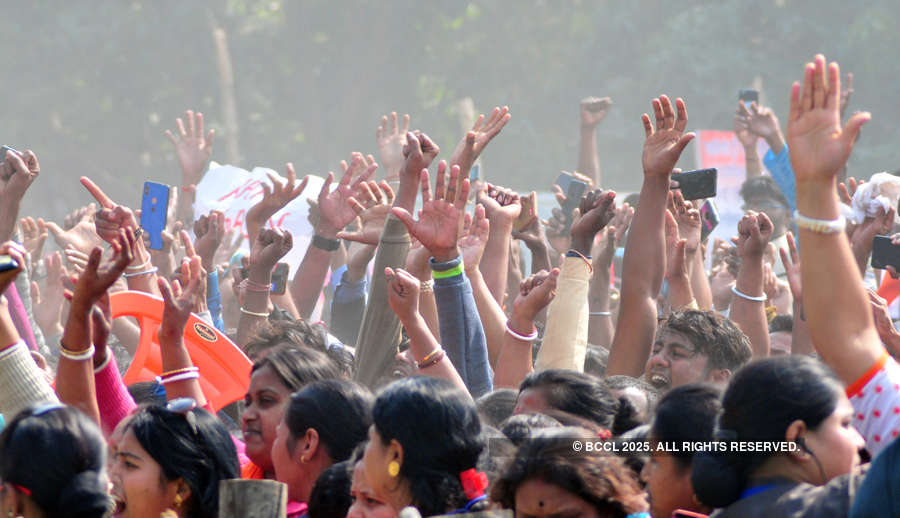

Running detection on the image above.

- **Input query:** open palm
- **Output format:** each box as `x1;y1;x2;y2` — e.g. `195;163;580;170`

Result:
786;56;869;183
641;96;694;178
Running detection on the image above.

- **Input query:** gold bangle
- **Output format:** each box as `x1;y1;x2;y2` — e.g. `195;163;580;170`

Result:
420;279;434;294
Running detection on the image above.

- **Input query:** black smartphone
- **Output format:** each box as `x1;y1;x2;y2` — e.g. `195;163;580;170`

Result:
739;89;759;106
872;235;900;270
700;199;720;242
0;255;19;273
270;262;289;295
562;179;589;231
673;168;717;200
555;171;573;192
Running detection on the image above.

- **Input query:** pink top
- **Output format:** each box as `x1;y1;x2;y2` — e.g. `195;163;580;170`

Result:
94;354;137;436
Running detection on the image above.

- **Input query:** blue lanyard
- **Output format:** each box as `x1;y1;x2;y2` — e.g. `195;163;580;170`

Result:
740;484;775;500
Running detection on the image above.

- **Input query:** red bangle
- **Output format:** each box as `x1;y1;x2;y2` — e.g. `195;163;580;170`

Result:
417;349;445;369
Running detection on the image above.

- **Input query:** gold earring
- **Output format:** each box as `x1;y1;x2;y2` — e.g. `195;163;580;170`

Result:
174;494;183;508
300;455;308;464
388;461;400;477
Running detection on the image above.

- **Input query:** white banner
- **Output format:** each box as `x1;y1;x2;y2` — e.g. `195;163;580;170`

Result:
193;162;325;278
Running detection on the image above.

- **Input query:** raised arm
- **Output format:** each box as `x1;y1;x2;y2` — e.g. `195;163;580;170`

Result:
290;155;375;318
495;269;559;388
392;163;492;396
384;267;466;391
728;212;774;358
735;103;762;178
236;228;294;347
607;96;695;377
245;164;309;246
0;149;39;242
578;97;611;185
57;230;135;425
477;184;521;303
448;106;511;191
788;54;877;385
165;110;215;226
537;189;616;371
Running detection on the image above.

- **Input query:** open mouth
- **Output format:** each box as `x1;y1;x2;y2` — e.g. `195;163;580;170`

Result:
648;373;670;389
112;494;126;517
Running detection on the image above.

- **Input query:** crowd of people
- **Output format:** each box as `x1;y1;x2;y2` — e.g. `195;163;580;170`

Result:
0;53;897;518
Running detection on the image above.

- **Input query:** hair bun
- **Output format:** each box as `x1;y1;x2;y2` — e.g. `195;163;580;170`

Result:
690;451;745;508
55;470;112;518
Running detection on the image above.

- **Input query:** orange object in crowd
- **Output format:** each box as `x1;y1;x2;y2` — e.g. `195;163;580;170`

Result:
110;290;252;412
878;274;900;306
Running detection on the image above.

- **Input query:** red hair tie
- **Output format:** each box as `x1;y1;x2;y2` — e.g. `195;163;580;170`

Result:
597;429;612;440
459;468;488;500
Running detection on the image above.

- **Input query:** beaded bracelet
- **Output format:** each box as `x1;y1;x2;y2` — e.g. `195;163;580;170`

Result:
793;211;846;234
420;279;435;293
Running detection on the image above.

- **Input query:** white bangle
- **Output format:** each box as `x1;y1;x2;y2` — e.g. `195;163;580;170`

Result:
157;371;200;385
124;267;159;278
240;307;270;318
793;211;846;234
126;257;153;271
731;285;767;302
590;311;612;316
59;344;96;361
506;320;538;341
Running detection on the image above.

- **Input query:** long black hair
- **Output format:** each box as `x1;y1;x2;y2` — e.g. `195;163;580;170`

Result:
0;404;111;518
284;379;373;462
127;405;240;518
691;356;843;508
650;383;721;469
373;377;486;516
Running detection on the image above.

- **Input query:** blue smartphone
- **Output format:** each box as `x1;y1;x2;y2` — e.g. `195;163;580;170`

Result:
140;181;170;250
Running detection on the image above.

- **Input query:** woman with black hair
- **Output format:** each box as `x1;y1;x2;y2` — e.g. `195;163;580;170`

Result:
241;344;343;480
691;356;866;516
642;384;720;518
491;427;649;518
0;404;111;518
108;399;240;518
363;377;489;517
271;379;373;517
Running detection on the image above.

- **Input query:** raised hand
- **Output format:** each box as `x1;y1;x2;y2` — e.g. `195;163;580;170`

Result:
570;189;617;255
401;132;439;184
733;103;758;148
449;106;511;180
19;216;48;265
193;210;226;272
391;162;470;262
317;154;378;238
849;205;895;274
336;181;394;245
779;232;802;301
249;227;293;276
246;163;309;242
459;204;490;271
511;269;560;329
641;96;695;178
69;230;135;307
839;72;854;120
787;55;870;184
667;190;702;253
384;267;420;322
158;255;207;337
376;112;410;178
732;211;774;259
580;97;612;129
0;149;39;200
838;176;864;206
477;183;521;224
165;110;215;186
80;177;141;242
664;210;688;282
31;252;67;337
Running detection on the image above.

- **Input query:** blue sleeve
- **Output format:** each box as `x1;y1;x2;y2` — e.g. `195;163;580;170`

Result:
206;270;226;332
329;271;368;345
849;435;899;517
763;145;796;212
431;256;493;397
